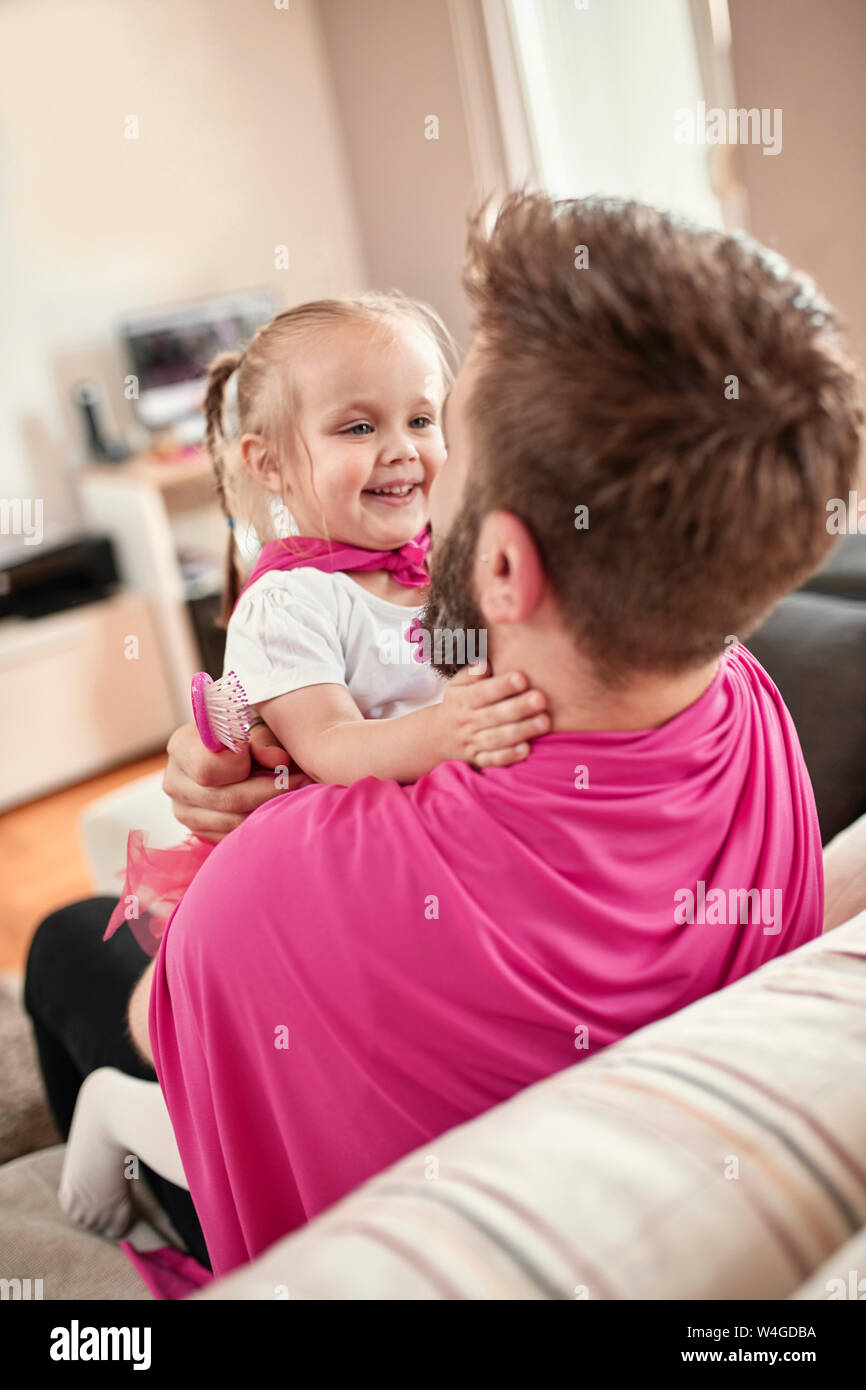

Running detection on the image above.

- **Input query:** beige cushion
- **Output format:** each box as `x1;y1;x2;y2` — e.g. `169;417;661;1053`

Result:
0;974;58;1164
0;1147;165;1300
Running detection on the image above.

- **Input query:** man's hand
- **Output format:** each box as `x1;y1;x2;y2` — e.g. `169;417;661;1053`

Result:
162;721;309;843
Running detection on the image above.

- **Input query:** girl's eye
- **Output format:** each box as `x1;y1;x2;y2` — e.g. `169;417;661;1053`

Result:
410;416;434;429
343;423;373;435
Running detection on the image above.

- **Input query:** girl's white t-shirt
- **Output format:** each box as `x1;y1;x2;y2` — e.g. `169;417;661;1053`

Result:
223;567;443;720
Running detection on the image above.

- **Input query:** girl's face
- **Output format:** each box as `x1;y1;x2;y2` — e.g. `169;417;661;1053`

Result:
251;319;447;551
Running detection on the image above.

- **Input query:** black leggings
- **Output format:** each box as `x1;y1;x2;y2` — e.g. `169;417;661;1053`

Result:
24;897;211;1270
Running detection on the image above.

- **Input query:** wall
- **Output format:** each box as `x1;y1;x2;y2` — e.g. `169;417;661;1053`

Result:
318;0;478;353
727;0;866;403
0;0;367;552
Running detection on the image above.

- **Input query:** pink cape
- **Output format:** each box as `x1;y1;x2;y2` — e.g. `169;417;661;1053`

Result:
149;646;823;1281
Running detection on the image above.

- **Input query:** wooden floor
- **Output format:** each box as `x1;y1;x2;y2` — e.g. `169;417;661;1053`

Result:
0;752;168;973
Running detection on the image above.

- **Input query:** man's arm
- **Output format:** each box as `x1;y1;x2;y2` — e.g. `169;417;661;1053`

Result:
128;960;156;1065
822;811;866;932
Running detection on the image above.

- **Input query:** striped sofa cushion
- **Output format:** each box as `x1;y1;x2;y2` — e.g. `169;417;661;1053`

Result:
199;911;866;1300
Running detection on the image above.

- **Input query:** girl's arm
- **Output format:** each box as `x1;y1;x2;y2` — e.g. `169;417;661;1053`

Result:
257;661;549;786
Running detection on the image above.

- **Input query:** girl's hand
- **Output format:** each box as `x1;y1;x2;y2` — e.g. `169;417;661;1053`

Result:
163;721;308;843
438;661;550;768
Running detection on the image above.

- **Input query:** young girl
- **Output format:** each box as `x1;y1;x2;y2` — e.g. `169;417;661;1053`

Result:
102;293;545;953
61;292;550;1245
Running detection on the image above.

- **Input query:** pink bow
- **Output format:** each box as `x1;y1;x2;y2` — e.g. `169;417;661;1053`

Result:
235;528;431;610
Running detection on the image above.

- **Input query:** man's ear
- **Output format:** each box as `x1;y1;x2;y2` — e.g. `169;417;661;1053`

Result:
240;433;284;495
474;510;546;625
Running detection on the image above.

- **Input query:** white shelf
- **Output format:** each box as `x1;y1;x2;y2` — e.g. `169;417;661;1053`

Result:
78;450;226;722
0;592;176;812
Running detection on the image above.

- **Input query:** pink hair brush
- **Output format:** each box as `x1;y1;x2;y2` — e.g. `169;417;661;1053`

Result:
190;670;257;754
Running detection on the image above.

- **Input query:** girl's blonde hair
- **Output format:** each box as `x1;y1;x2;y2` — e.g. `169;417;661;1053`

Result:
203;291;457;626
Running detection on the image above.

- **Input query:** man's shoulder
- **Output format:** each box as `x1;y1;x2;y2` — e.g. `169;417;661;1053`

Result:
224;763;476;888
243;759;474;839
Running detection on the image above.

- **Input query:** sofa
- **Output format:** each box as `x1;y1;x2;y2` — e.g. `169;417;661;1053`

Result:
747;533;866;845
2;537;865;1299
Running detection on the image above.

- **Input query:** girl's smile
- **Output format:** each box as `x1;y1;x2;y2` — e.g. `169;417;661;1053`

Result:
362;478;424;507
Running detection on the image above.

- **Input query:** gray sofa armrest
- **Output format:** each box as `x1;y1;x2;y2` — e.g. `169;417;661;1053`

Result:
747;590;866;843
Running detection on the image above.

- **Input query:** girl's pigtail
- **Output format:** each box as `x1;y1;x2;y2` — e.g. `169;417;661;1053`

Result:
203;351;243;629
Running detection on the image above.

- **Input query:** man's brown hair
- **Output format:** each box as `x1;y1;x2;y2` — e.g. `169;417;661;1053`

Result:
462;193;863;679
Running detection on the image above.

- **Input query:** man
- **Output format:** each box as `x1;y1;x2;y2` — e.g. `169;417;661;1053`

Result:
30;194;863;1278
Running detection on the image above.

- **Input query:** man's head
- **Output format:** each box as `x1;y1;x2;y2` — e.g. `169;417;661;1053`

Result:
422;193;863;685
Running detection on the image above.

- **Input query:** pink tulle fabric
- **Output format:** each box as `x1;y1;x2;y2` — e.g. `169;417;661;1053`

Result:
103;832;215;957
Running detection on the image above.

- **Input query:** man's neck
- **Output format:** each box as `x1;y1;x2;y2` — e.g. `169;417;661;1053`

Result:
488;622;721;734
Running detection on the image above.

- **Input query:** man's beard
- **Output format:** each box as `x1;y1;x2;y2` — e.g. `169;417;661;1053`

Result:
418;505;489;679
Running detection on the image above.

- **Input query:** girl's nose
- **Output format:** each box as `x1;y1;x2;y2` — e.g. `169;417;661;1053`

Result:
383;432;420;463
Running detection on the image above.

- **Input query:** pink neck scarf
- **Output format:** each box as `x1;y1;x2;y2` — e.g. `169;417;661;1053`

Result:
235;529;431;611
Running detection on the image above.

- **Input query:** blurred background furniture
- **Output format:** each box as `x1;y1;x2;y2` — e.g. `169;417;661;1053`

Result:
0;591;175;815
78;453;227;723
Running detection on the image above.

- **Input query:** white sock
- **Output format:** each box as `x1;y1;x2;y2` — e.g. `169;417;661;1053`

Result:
59;1068;189;1240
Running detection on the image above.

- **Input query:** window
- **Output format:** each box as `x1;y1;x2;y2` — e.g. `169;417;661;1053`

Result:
482;0;732;228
